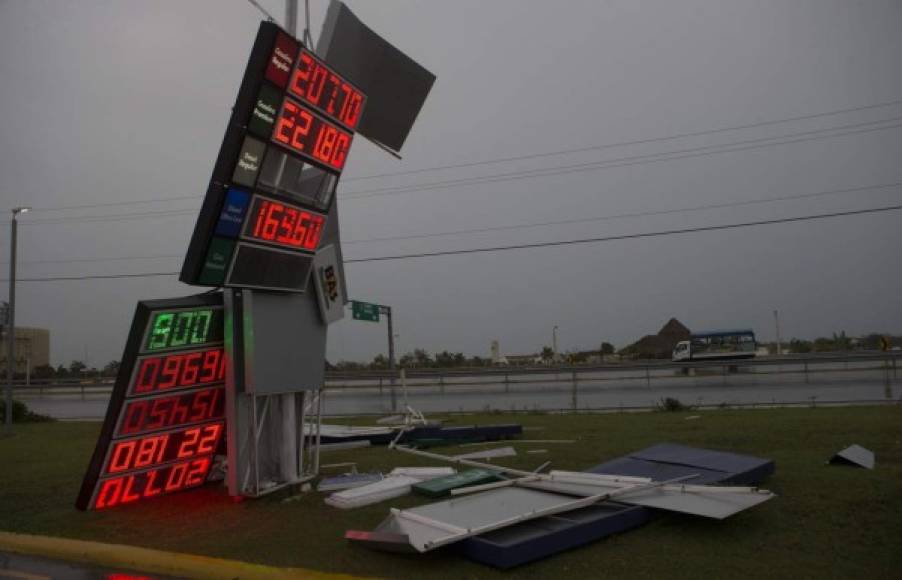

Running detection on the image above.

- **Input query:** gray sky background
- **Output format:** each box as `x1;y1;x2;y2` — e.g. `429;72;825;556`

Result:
1;0;901;367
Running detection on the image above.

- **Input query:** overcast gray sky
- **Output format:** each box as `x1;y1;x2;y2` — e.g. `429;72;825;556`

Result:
1;0;901;367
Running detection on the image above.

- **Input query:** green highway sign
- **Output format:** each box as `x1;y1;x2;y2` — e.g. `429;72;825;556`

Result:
352;300;380;322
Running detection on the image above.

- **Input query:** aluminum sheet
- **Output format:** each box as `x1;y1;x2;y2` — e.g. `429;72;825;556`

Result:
520;480;774;520
829;444;875;469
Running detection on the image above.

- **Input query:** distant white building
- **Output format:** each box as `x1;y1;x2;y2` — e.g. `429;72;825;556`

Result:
490;340;509;365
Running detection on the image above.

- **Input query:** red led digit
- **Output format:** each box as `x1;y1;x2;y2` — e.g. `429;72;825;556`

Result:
157;355;181;390
276;206;297;243
185;457;212;486
196;423;222;454
306;64;328;105
331;132;351;168
325;75;341;115
290;52;314;98
120;476;141;504
290;212;309;246
273;100;299;146
146;397;170;430
179;352;202;385
304;214;324;250
95;478;123;509
291;109;313;151
177;427;201;459
165;463;188;492
135;358;160;393
109;441;136;474
120;400;148;434
144;470;163;497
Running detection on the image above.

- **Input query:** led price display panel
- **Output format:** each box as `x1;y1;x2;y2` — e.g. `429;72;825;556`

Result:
77;294;226;510
180;21;365;293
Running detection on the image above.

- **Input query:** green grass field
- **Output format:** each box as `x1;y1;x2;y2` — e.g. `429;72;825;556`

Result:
1;406;900;578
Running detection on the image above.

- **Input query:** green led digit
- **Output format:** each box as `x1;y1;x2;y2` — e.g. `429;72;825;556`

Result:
169;311;195;347
191;310;212;344
147;313;174;350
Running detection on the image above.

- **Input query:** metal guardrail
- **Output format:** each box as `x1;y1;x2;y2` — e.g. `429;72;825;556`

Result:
11;351;899;400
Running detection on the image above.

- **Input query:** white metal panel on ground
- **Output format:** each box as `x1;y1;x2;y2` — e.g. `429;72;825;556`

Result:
389;467;457;479
520;480;774;519
325;475;423;509
453;447;518;461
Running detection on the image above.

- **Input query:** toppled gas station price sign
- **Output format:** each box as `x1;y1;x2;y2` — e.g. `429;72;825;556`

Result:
77;296;226;510
180;22;365;293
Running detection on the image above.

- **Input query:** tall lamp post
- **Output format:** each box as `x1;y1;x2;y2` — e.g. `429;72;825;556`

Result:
552;326;559;360
5;207;30;431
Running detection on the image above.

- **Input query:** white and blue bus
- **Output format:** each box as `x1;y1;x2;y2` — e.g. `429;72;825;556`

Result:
672;329;756;362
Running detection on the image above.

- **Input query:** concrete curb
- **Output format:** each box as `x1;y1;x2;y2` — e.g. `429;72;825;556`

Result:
0;531;363;579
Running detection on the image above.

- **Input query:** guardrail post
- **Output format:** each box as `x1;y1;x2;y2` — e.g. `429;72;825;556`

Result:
504;373;509;394
439;373;445;394
804;362;809;384
81;383;85;401
571;371;578;411
378;377;383;396
645;366;651;389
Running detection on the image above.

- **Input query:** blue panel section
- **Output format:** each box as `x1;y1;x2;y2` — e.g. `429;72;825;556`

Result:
587;456;728;485
214;188;251;238
463;444;774;568
460;503;649;570
588;442;775;485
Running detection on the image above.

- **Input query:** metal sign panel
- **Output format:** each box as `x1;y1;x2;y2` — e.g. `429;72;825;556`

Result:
317;0;435;153
312;244;345;325
238;290;326;394
181;21;365;292
76;294;226;510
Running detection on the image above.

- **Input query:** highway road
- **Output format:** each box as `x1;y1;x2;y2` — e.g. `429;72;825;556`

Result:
18;366;897;419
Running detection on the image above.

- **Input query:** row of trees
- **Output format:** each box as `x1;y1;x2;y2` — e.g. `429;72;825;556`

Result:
782;332;898;354
28;359;120;380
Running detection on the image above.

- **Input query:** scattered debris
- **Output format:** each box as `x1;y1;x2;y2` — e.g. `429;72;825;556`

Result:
684;415;701;421
829;444;875;469
413;469;505;498
453;447;518;461
526;449;548;455
532;460;552;473
459;439;574;447
346;472;774;553
318;473;384;492
326;476;423;509
389;467;456;479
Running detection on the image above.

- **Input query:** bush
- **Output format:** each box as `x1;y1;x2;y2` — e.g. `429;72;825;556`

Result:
656;397;690;412
0;399;54;423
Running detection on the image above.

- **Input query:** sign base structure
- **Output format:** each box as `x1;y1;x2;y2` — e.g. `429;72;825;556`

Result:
224;289;327;497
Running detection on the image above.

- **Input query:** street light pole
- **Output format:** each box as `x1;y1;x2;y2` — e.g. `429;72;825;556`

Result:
773;310;782;356
552;326;558;359
6;207;30;432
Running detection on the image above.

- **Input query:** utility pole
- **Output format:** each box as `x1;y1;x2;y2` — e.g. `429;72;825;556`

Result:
381;305;397;411
6;207;30;431
773;310;782;356
552;326;559;360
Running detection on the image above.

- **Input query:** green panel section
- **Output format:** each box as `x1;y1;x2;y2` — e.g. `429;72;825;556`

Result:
198;237;236;285
351;300;379;322
411;469;504;498
248;83;282;138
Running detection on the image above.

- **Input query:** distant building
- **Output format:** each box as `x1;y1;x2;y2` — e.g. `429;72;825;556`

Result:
620;318;690;359
0;326;51;373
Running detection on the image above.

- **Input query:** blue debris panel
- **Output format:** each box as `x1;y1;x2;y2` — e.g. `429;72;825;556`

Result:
460;443;774;569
